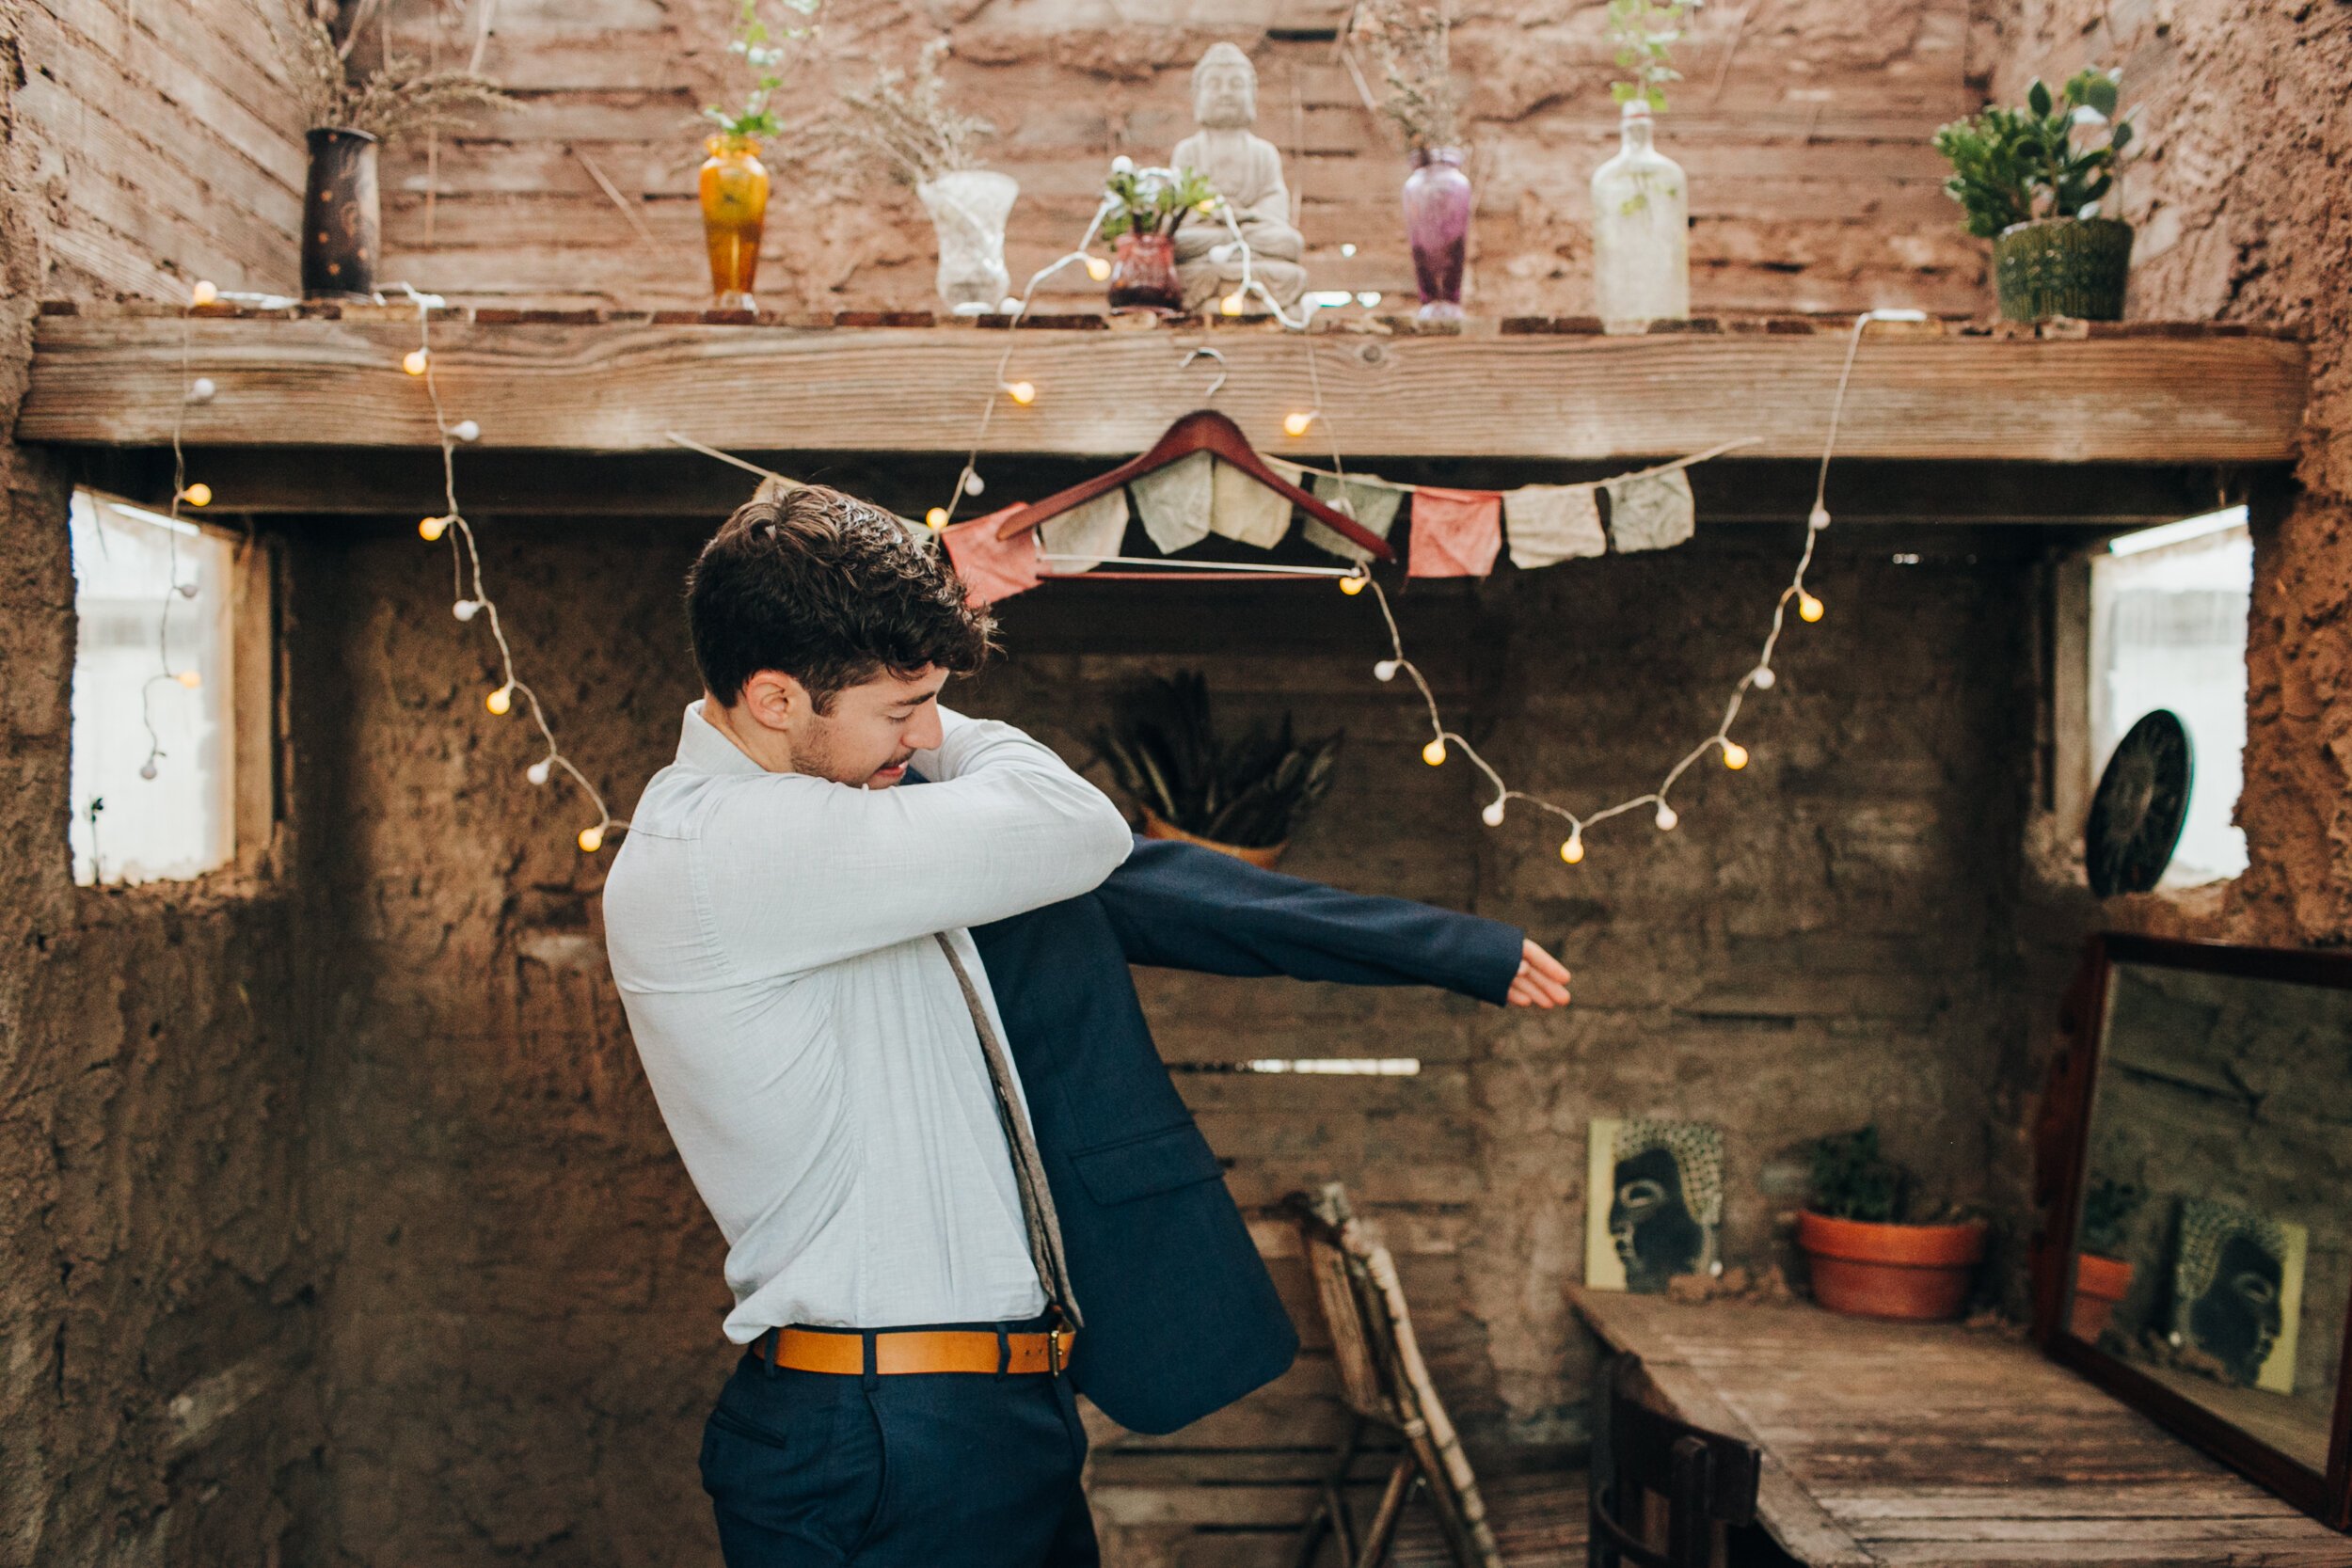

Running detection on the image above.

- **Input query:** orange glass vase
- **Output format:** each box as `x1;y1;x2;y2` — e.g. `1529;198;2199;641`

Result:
699;135;770;311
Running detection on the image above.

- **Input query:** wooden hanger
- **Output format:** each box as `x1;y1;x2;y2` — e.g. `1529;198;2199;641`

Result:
992;409;1397;562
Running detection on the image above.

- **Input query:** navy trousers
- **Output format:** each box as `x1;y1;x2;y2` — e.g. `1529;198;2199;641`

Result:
700;1320;1098;1567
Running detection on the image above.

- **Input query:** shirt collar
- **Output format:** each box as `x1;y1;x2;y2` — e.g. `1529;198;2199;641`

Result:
675;700;768;777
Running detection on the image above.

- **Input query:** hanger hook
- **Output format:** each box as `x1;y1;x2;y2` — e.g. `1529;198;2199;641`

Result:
1179;345;1229;399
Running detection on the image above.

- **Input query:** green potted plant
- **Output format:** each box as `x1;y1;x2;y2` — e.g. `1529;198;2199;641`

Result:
264;0;511;299
2070;1177;2146;1340
1094;672;1343;867
1097;161;1218;313
1796;1126;1987;1321
1933;67;2136;322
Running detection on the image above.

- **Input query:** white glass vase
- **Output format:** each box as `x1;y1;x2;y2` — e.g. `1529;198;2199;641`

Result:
1590;102;1689;331
917;169;1018;316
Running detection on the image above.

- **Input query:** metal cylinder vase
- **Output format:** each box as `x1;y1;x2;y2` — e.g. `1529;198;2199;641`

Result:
302;127;381;300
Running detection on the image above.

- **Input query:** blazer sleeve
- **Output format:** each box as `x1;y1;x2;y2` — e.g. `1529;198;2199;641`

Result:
1093;835;1525;1006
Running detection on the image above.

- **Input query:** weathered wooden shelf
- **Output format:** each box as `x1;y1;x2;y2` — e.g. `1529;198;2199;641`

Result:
17;306;2308;465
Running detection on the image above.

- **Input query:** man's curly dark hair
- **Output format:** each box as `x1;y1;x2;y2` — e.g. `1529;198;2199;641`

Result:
687;485;998;712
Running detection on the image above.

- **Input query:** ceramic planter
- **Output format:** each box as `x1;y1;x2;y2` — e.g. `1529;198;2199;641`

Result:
2069;1251;2135;1341
1107;232;1184;314
1993;216;2133;322
1402;147;1471;321
302;127;380;299
1798;1211;1987;1322
918;169;1018;316
699;135;771;311
1139;805;1287;870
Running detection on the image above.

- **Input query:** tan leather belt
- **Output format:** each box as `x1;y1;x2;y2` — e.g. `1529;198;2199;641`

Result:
766;1324;1076;1377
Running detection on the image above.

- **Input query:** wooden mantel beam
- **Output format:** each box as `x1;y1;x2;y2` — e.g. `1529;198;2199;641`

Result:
18;309;2308;464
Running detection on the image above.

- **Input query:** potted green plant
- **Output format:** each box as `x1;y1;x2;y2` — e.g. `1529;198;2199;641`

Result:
2070;1177;2146;1341
1094;672;1343;867
264;0;511;299
827;43;1008;316
699;0;819;311
1933;67;2136;322
1097;161;1217;313
1796;1126;1987;1321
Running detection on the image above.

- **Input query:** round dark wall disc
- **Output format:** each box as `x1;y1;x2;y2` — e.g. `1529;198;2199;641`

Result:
2085;709;2194;897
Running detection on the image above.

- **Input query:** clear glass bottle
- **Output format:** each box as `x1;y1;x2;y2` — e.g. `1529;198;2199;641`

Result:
1590;102;1690;331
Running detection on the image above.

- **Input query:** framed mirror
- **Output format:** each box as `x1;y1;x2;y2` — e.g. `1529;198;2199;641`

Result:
2036;934;2352;1530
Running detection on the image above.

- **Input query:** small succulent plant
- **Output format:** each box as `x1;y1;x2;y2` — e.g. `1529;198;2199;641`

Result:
1933;67;2135;239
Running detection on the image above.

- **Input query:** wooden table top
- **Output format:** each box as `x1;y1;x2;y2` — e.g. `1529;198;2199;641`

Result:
1568;1287;2352;1568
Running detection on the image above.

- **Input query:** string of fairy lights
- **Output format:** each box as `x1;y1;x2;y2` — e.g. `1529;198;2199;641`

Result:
162;278;620;854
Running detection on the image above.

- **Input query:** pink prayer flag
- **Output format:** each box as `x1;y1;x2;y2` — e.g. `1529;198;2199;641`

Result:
940;507;1041;606
1407;486;1503;578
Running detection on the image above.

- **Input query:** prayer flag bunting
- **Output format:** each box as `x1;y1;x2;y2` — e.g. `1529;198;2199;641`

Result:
1408;486;1504;578
1037;488;1130;574
1131;450;1215;554
1605;469;1696;553
940;506;1041;605
1302;472;1407;563
1504;484;1606;568
1209;457;1295;549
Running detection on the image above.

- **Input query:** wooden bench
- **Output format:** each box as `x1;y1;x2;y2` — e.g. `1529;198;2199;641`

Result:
1569;1287;2352;1568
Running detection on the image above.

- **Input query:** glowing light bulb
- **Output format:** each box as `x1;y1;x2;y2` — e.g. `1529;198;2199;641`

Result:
1723;741;1749;770
962;470;985;497
1808;502;1832;531
186;377;216;404
1282;411;1316;437
453;419;481;443
1655;801;1679;831
1749;665;1776;690
1798;592;1824;624
526;758;553;785
1005;381;1036;405
1559;833;1585;865
176;582;199;599
403;348;430;376
419;515;450;542
175;669;202;689
1340;243;1358;258
139;760;160;781
189;279;218;307
924;507;949;531
577;824;605;853
1085;255;1112;282
181;483;212;508
1481;800;1506;827
1422;737;1447;767
1373;659;1399;682
1339;572;1368;596
485;684;514;716
452;599;480;622
1220;293;1245;316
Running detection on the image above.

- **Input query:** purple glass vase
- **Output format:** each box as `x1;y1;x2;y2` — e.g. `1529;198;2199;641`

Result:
1402;147;1471;320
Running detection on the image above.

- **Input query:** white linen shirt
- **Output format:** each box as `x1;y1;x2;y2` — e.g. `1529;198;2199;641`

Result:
602;701;1132;1341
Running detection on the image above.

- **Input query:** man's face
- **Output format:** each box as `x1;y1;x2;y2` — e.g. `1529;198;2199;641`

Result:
788;665;949;788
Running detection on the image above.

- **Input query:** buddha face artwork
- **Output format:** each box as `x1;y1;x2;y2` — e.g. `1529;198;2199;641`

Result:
1584;1118;1723;1293
1192;42;1259;131
2169;1198;2304;1392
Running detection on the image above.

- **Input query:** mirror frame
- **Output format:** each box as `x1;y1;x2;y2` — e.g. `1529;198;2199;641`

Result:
2033;932;2352;1531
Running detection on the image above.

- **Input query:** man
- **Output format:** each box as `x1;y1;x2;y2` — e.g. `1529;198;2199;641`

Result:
604;485;1569;1567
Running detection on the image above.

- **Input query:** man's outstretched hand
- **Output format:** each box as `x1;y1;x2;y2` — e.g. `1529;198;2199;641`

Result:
1507;940;1572;1008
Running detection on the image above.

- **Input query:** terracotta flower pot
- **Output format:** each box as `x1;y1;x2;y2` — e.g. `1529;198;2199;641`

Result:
1107;232;1184;314
1798;1211;1987;1322
1138;805;1287;869
2069;1251;2135;1341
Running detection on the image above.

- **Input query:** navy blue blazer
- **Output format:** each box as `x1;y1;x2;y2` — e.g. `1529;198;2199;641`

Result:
969;835;1524;1434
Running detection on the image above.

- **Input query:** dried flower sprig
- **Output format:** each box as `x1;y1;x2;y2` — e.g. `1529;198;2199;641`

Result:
827;40;995;187
264;0;514;143
1350;0;1463;153
706;0;822;141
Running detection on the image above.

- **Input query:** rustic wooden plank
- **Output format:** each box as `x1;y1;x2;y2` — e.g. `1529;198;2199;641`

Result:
1819;1487;2312;1521
20;316;2309;463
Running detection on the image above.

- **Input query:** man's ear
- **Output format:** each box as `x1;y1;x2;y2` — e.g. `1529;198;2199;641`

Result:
737;669;810;733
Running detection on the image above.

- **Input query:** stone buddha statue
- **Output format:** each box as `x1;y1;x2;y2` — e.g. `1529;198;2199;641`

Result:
1171;42;1308;313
